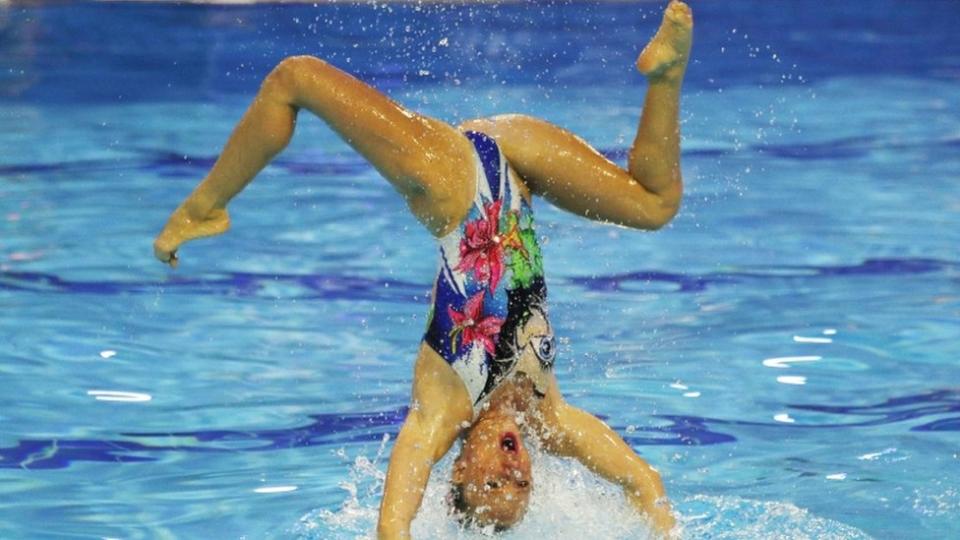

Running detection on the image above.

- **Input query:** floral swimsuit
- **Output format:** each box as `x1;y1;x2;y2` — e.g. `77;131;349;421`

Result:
424;131;556;409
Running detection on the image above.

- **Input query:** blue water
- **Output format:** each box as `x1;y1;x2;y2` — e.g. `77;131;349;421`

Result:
2;1;959;538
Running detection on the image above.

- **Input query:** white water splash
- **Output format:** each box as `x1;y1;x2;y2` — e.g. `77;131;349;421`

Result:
679;495;873;540
294;439;652;540
292;444;872;540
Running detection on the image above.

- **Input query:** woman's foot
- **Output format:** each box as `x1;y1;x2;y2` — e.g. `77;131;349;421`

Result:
153;194;230;267
636;0;693;82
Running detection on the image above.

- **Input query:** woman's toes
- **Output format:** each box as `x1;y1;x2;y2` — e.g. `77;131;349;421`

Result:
666;1;693;27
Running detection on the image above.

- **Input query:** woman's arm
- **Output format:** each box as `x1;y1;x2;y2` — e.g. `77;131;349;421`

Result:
537;390;676;537
378;344;473;539
459;1;692;231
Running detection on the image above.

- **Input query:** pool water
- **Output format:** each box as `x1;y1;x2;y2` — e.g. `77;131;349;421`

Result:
1;1;958;539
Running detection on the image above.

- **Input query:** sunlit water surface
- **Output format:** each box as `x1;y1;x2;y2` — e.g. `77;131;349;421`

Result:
1;2;958;539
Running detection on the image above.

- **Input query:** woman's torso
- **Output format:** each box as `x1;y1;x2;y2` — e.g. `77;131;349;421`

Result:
423;131;557;411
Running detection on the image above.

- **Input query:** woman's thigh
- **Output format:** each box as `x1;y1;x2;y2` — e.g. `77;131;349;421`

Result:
274;55;476;236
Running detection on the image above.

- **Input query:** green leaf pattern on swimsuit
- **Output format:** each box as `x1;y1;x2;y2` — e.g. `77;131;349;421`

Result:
504;212;543;289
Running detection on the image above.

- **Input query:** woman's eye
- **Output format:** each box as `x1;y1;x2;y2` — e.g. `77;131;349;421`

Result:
532;335;556;365
485;480;501;490
517;480;530;488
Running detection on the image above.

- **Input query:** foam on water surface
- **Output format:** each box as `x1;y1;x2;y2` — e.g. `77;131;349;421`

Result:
292;442;872;540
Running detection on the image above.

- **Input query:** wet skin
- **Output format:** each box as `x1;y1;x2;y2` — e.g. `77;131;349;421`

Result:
452;413;533;528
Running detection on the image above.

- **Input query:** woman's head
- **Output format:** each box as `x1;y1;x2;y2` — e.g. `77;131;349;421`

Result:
450;411;532;530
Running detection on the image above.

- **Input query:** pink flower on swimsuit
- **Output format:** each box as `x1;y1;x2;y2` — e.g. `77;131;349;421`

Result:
447;291;504;354
455;199;505;292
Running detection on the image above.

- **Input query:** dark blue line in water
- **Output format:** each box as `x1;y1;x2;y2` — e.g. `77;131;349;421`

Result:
123;407;408;449
0;149;373;180
670;389;960;432
754;135;878;160
133;147;374;179
913;417;960;432
0;162;85;175
5;132;957;180
2;258;956;300
625;416;737;447
805;258;949;276
581;134;958;163
568;270;727;293
0;405;732;470
0;158;130;176
787;389;960;431
567;257;959;294
0;270;427;303
2;390;956;471
0;408;406;470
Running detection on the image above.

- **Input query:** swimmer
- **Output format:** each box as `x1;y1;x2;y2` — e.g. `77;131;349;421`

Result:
153;1;693;538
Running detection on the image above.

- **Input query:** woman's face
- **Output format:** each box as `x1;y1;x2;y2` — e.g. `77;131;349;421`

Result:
452;412;533;529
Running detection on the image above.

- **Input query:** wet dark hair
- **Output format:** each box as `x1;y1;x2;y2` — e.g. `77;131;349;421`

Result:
494;276;547;360
481;276;548;398
449;482;469;515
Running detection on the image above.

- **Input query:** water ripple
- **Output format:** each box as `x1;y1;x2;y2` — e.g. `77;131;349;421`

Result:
568;258;958;294
789;389;960;431
2;390;956;471
1;258;956;300
596;134;956;162
0;149;378;180
0;270;426;303
3;131;956;180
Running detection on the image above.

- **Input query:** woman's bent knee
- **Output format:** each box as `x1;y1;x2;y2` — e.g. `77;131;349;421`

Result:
263;55;326;102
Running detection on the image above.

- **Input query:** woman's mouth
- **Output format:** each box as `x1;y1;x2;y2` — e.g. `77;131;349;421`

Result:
500;431;518;453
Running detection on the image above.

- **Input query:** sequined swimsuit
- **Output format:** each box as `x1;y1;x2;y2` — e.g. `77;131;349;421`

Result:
423;131;556;409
